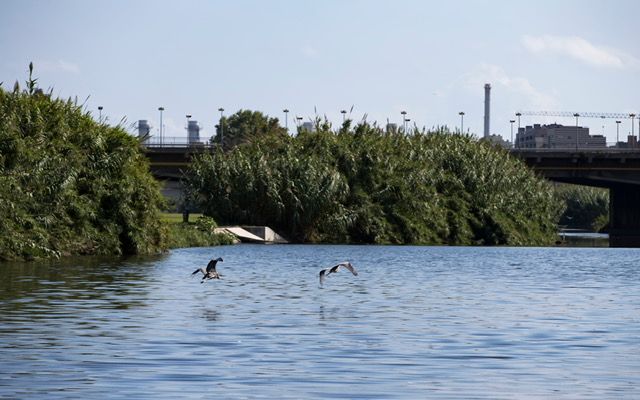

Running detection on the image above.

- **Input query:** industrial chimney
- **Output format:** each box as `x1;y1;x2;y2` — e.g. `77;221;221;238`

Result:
187;120;200;144
484;83;491;138
138;120;151;143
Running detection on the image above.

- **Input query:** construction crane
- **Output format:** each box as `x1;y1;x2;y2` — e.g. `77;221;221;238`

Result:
516;111;635;119
514;110;640;146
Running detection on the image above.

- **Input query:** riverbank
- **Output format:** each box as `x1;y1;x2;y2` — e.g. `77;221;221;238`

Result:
163;214;611;249
162;214;236;249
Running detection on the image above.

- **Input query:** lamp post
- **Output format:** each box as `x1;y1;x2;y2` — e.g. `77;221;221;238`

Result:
404;118;411;134
185;114;192;144
218;107;224;148
341;109;347;123
631;113;637;147
296;116;303;132
515;112;522;148
98;106;103;123
400;111;407;133
509;119;515;148
283;109;289;132
573;113;580;150
459;111;465;133
158;107;164;146
615;120;621;146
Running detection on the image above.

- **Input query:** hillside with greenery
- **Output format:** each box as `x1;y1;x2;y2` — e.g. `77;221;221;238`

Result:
185;116;562;245
0;68;168;260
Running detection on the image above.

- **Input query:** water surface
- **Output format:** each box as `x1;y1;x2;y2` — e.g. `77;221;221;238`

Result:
1;245;639;399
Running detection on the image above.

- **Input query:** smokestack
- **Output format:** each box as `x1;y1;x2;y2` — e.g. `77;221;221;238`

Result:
137;120;150;143
484;83;491;138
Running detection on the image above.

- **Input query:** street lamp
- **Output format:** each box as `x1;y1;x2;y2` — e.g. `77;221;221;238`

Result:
400;111;407;133
296;116;303;132
218;108;224;148
630;113;637;147
515;112;522;148
98;106;103;123
158;107;165;146
616;120;621;146
341;109;347;123
509;119;515;148
573;113;580;150
404;118;411;133
283;109;289;132
459;111;465;134
185;114;192;144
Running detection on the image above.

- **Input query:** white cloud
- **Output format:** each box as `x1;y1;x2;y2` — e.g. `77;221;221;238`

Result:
465;63;558;110
522;35;639;69
38;59;80;74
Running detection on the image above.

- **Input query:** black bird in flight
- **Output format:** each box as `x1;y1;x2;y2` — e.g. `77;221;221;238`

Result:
319;262;358;286
192;257;223;283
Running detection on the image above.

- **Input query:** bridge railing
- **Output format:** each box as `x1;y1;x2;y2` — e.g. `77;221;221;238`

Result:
141;136;217;148
141;136;639;151
511;142;640;152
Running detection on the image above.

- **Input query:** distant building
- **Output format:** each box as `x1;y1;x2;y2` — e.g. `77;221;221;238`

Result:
515;123;605;149
386;123;398;133
615;135;638;148
483;134;511;149
300;121;314;132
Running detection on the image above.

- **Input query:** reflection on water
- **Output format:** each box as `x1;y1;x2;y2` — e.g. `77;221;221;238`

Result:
1;245;639;399
558;230;609;247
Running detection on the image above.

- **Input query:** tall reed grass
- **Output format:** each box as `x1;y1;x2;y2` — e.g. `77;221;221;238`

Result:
185;120;562;245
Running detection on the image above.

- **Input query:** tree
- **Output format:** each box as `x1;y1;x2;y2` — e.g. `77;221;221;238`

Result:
211;109;288;150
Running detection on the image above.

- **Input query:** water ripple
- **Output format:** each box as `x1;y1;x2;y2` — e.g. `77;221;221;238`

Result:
0;246;639;399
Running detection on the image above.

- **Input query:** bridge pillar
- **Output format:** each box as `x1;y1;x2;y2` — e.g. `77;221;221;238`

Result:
609;184;640;247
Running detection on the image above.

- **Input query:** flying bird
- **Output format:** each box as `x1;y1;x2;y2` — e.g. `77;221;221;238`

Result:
319;262;358;286
192;257;223;283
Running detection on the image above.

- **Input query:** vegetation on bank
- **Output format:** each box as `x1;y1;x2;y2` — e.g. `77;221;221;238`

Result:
2;68;597;259
164;214;236;248
0;66;168;260
185;115;563;245
555;184;609;232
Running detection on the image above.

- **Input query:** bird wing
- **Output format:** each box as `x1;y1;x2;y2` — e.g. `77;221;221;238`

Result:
206;259;218;273
319;268;327;285
338;262;358;276
192;268;205;276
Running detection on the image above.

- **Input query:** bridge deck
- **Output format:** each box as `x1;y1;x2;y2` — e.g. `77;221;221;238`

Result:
511;149;640;187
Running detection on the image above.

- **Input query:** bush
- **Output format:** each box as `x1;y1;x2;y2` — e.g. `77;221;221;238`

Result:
0;68;168;260
166;216;235;248
555;184;609;231
185;119;561;246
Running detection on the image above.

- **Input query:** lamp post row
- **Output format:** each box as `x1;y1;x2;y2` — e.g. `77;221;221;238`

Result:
111;106;640;148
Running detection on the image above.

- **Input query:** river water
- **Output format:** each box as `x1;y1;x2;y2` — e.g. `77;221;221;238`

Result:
1;245;639;399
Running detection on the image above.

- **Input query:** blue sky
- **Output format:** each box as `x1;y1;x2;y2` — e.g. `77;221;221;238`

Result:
1;0;639;143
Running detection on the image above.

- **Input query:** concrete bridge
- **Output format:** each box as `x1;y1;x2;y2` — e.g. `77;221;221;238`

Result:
512;149;640;247
143;145;213;204
144;145;640;247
